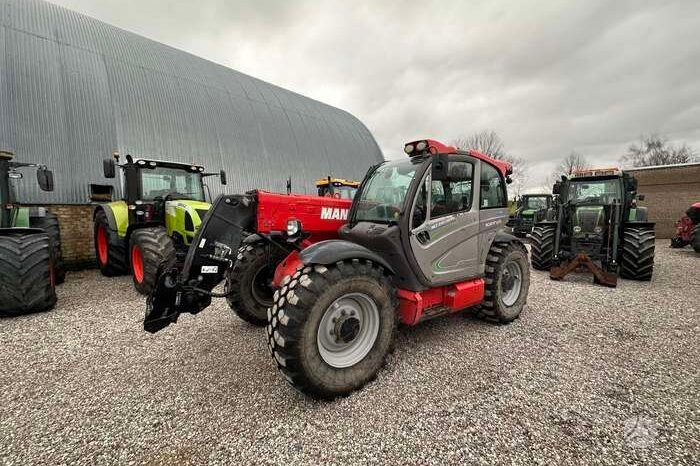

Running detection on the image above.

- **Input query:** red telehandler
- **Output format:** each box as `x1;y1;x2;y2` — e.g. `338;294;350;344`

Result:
145;139;529;398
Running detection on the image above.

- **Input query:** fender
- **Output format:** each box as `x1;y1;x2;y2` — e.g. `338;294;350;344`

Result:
95;201;129;237
494;230;520;243
298;240;395;274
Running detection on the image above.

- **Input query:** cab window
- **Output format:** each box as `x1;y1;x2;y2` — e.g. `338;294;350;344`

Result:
480;163;506;209
412;161;474;228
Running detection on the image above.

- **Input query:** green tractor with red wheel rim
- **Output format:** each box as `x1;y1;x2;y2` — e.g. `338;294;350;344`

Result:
93;153;226;294
1;150;64;316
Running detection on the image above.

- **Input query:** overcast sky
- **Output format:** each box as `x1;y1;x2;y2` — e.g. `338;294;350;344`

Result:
51;0;700;190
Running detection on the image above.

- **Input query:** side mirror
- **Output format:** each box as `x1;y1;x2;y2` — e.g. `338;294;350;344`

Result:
637;194;645;201
103;158;116;178
37;168;54;192
431;154;450;181
552;181;562;195
219;169;227;186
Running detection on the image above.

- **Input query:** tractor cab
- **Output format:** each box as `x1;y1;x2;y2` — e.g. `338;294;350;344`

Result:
0;150;55;228
316;177;359;200
338;139;513;290
101;154;226;247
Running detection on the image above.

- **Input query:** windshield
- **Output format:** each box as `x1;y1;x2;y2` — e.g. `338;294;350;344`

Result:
140;167;205;201
354;158;420;223
567;179;621;204
523;196;549;210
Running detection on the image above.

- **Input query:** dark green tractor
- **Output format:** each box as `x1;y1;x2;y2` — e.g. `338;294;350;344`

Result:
507;193;553;237
0;150;64;316
530;168;654;287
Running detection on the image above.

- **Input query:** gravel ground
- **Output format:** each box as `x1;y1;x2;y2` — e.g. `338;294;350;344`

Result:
1;241;698;465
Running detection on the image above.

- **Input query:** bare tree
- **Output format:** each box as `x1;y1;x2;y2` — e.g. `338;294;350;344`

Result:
622;134;697;167
452;130;508;160
554;151;589;178
452;130;528;196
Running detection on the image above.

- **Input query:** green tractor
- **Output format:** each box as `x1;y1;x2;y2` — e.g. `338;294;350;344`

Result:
93;154;226;294
0;150;64;316
507;193;553;237
530;168;654;287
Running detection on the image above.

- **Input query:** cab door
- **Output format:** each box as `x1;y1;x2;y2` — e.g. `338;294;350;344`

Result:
408;157;481;286
477;162;509;275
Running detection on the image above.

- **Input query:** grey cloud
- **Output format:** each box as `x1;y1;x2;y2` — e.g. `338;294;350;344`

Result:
50;0;700;188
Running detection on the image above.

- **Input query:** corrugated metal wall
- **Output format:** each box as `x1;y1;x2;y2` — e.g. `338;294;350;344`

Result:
0;0;383;204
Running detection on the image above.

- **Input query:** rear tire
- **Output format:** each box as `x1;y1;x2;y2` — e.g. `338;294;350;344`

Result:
530;224;555;270
94;209;127;276
620;226;655;281
29;213;66;284
0;231;57;317
691;224;700;253
476;241;530;323
129;227;177;295
226;241;288;326
267;260;397;398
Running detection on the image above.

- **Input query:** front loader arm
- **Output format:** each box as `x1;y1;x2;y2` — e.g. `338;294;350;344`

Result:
144;194;256;333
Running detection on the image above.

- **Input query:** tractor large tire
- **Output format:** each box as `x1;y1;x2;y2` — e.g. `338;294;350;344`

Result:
129;227;177;295
94;209;127;276
267;260;397;398
620;226;655;281
0;231;57;317
29;213;66;284
691;224;700;253
476;241;530;323
530;224;555;270
226;241;289;326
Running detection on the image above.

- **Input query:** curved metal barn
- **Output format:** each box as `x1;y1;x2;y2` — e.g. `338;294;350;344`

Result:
0;0;383;204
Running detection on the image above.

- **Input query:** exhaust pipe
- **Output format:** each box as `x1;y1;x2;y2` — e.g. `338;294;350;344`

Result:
144;194;256;333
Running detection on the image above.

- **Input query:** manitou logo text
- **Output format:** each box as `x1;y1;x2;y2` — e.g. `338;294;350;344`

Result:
321;207;349;220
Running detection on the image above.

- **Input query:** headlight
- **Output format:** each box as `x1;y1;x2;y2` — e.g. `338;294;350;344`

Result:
573;226;582;233
404;144;415;154
287;219;301;237
594;226;602;234
416;141;427;151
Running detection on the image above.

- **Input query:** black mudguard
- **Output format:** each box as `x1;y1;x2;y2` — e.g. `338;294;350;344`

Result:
494;230;520;244
144;194;256;333
298;240;395;274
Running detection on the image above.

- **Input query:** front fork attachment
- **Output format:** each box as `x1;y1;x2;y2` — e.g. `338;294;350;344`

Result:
144;194;255;333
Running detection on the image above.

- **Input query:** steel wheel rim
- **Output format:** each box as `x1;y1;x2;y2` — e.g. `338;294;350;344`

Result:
317;292;380;368
132;246;144;284
501;261;522;307
97;226;108;265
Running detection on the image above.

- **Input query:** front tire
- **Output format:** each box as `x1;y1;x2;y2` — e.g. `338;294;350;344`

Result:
530;224;555;270
620;226;655;281
226;241;288;326
476;241;530;323
0;231;57;317
267;260;396;398
129;227;177;295
94;209;127;276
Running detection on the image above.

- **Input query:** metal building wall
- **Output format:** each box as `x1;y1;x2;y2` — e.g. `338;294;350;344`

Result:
0;0;384;204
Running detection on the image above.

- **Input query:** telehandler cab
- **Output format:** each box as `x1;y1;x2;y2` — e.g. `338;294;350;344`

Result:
144;139;530;398
0;150;63;316
93;153;226;294
530;168;655;286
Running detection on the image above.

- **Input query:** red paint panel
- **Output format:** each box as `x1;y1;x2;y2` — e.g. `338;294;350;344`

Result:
397;278;485;326
273;250;303;289
444;278;485;310
256;190;351;243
